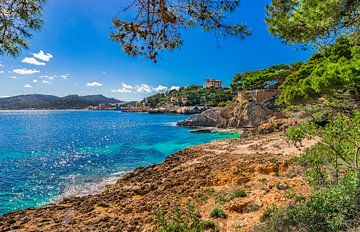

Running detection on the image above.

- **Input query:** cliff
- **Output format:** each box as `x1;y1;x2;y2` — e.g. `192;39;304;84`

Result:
177;92;284;129
0;132;315;232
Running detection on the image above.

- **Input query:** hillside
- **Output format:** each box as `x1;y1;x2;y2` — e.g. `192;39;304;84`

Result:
141;85;236;107
0;94;122;110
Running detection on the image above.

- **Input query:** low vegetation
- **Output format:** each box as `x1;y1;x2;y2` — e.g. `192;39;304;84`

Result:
155;201;206;232
210;208;227;219
256;111;360;232
215;189;246;205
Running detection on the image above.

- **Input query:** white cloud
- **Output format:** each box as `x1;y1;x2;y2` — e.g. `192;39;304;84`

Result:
33;50;53;62
111;83;134;93
169;86;181;91
122;83;133;89
10;76;17;79
60;74;69;80
33;80;38;83
0;70;4;74
40;75;55;80
0;96;9;98
111;88;132;93
87;82;103;87
61;76;68;80
22;57;46;66
137;84;153;93
24;84;33;88
13;68;40;75
154;85;168;93
42;80;51;84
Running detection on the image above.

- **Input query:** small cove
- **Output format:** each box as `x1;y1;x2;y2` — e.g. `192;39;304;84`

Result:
0;110;238;215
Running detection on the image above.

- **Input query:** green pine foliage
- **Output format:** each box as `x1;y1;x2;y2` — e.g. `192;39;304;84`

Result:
231;63;302;91
266;0;359;47
0;0;46;56
277;36;360;109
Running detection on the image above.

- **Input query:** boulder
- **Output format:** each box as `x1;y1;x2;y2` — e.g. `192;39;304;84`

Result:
177;107;226;127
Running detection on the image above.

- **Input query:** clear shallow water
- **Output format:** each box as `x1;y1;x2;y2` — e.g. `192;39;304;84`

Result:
0;110;238;215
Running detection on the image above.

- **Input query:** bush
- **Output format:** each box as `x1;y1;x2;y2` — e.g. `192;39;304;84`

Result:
210;208;227;219
230;190;247;199
255;175;360;232
286;112;360;182
215;191;229;205
256;111;360;232
155;201;205;232
203;220;216;230
198;188;215;203
215;189;247;205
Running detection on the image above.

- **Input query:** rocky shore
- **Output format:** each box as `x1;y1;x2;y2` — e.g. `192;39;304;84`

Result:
122;106;208;115
177;92;284;129
0;131;315;232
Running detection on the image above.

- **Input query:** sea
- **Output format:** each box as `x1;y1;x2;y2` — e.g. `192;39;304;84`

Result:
0;110;238;215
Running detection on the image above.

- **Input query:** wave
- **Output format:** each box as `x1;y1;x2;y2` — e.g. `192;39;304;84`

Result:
164;122;178;126
49;171;127;203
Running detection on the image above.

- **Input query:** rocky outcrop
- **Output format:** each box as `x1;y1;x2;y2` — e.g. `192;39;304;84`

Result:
177;107;226;127
178;92;283;129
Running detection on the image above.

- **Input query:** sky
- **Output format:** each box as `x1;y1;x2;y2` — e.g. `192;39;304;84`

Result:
0;0;313;101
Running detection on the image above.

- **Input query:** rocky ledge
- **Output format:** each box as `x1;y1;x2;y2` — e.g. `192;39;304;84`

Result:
177;92;285;130
0;132;315;232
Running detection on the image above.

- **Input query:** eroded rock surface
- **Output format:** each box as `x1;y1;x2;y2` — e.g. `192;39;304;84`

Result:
178;92;283;129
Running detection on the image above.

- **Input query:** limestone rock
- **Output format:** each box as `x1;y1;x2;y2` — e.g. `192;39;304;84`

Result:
177;92;283;129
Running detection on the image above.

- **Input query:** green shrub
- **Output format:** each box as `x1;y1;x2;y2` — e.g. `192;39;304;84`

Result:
215;191;230;205
210;208;227;219
155;201;205;232
198;188;215;203
286;112;360;182
230;190;247;199
215;189;247;205
256;111;360;232
255;175;359;232
259;204;279;222
203;220;216;230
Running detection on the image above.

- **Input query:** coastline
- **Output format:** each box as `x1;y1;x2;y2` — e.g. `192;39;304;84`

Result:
0;110;240;217
0;131;315;232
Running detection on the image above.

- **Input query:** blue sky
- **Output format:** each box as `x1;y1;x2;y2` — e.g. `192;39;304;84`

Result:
0;0;313;101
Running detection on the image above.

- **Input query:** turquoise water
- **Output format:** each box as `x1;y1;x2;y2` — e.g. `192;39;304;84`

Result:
0;110;238;215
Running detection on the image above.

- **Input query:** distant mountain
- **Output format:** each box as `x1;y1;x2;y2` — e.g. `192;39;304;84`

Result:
0;94;123;110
